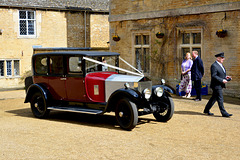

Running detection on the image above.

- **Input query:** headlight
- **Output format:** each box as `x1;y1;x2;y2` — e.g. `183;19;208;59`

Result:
143;88;151;100
161;79;165;85
154;87;163;97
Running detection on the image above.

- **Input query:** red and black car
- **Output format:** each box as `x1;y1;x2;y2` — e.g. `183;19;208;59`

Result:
25;51;174;130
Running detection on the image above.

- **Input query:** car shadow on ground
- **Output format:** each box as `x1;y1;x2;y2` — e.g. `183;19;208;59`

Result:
6;108;158;131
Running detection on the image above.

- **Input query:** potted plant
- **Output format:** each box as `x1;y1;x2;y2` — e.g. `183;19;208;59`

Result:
156;32;164;38
216;29;227;38
113;35;120;41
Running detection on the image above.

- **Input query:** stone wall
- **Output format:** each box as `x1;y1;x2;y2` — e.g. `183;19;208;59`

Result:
109;1;240;97
0;1;110;90
66;12;90;48
0;8;67;89
110;0;239;16
90;14;109;47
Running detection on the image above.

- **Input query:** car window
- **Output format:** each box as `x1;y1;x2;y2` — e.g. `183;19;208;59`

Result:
35;56;48;75
49;56;64;75
85;56;118;73
68;57;83;74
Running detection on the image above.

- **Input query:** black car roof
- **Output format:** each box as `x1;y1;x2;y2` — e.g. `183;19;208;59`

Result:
33;51;120;57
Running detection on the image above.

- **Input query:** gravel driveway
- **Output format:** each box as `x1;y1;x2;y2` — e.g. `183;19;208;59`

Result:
1;93;240;159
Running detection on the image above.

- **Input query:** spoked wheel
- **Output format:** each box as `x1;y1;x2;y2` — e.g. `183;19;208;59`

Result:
115;98;138;131
30;92;50;118
153;97;174;122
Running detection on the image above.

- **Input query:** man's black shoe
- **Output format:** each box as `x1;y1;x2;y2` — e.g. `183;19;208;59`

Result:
204;111;214;116
194;99;201;101
222;113;233;117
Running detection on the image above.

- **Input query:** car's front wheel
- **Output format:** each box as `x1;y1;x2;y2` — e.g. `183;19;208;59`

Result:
115;98;138;130
30;92;50;118
153;97;174;122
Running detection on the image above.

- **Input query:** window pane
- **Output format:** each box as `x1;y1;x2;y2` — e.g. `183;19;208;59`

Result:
20;20;27;35
86;57;98;73
0;61;4;76
50;56;64;75
19;11;26;19
19;10;36;36
143;48;150;73
85;56;117;73
135;35;141;45
143;35;149;45
28;20;35;35
193;33;201;44
14;60;20;76
193;48;201;58
28;11;35;19
182;48;190;60
135;48;142;71
134;34;150;73
35;56;48;75
103;56;117;72
69;57;82;73
182;33;190;44
6;61;12;76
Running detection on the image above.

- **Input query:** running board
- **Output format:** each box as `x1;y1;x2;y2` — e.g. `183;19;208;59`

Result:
48;106;104;115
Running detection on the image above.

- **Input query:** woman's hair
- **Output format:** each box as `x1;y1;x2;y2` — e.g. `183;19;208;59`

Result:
185;52;192;59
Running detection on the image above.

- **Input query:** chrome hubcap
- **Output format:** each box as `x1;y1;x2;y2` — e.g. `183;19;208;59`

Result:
119;112;124;117
34;102;38;108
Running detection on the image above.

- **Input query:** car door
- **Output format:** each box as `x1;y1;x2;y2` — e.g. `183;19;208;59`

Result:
48;55;67;100
65;56;87;102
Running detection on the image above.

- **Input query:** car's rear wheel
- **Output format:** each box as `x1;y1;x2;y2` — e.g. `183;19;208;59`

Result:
115;98;138;131
30;92;50;118
153;97;174;122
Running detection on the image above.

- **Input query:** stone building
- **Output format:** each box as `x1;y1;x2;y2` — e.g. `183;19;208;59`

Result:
0;0;109;90
109;0;240;97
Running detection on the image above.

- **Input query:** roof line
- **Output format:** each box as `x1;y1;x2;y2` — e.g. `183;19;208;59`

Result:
0;5;109;14
109;2;240;22
33;47;109;51
33;51;120;56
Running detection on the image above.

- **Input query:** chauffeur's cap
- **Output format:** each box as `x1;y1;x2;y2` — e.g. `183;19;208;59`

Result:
215;52;224;58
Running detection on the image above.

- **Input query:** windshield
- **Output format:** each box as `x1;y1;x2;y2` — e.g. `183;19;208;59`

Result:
85;56;119;73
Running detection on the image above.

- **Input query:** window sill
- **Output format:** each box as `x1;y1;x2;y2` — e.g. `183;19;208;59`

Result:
5;76;21;79
18;35;37;39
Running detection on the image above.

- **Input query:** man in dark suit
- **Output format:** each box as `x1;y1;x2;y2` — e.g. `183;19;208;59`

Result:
191;51;204;101
204;52;233;117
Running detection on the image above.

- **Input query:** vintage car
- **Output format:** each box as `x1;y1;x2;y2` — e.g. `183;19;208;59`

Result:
25;51;174;130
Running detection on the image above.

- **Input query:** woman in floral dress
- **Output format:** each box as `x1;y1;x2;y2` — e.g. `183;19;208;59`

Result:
179;52;193;98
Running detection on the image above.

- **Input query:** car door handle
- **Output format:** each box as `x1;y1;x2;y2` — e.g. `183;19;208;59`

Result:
60;78;67;81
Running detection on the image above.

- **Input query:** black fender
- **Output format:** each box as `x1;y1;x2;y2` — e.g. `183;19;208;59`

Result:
24;76;33;93
106;88;142;112
24;84;51;105
151;85;174;108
